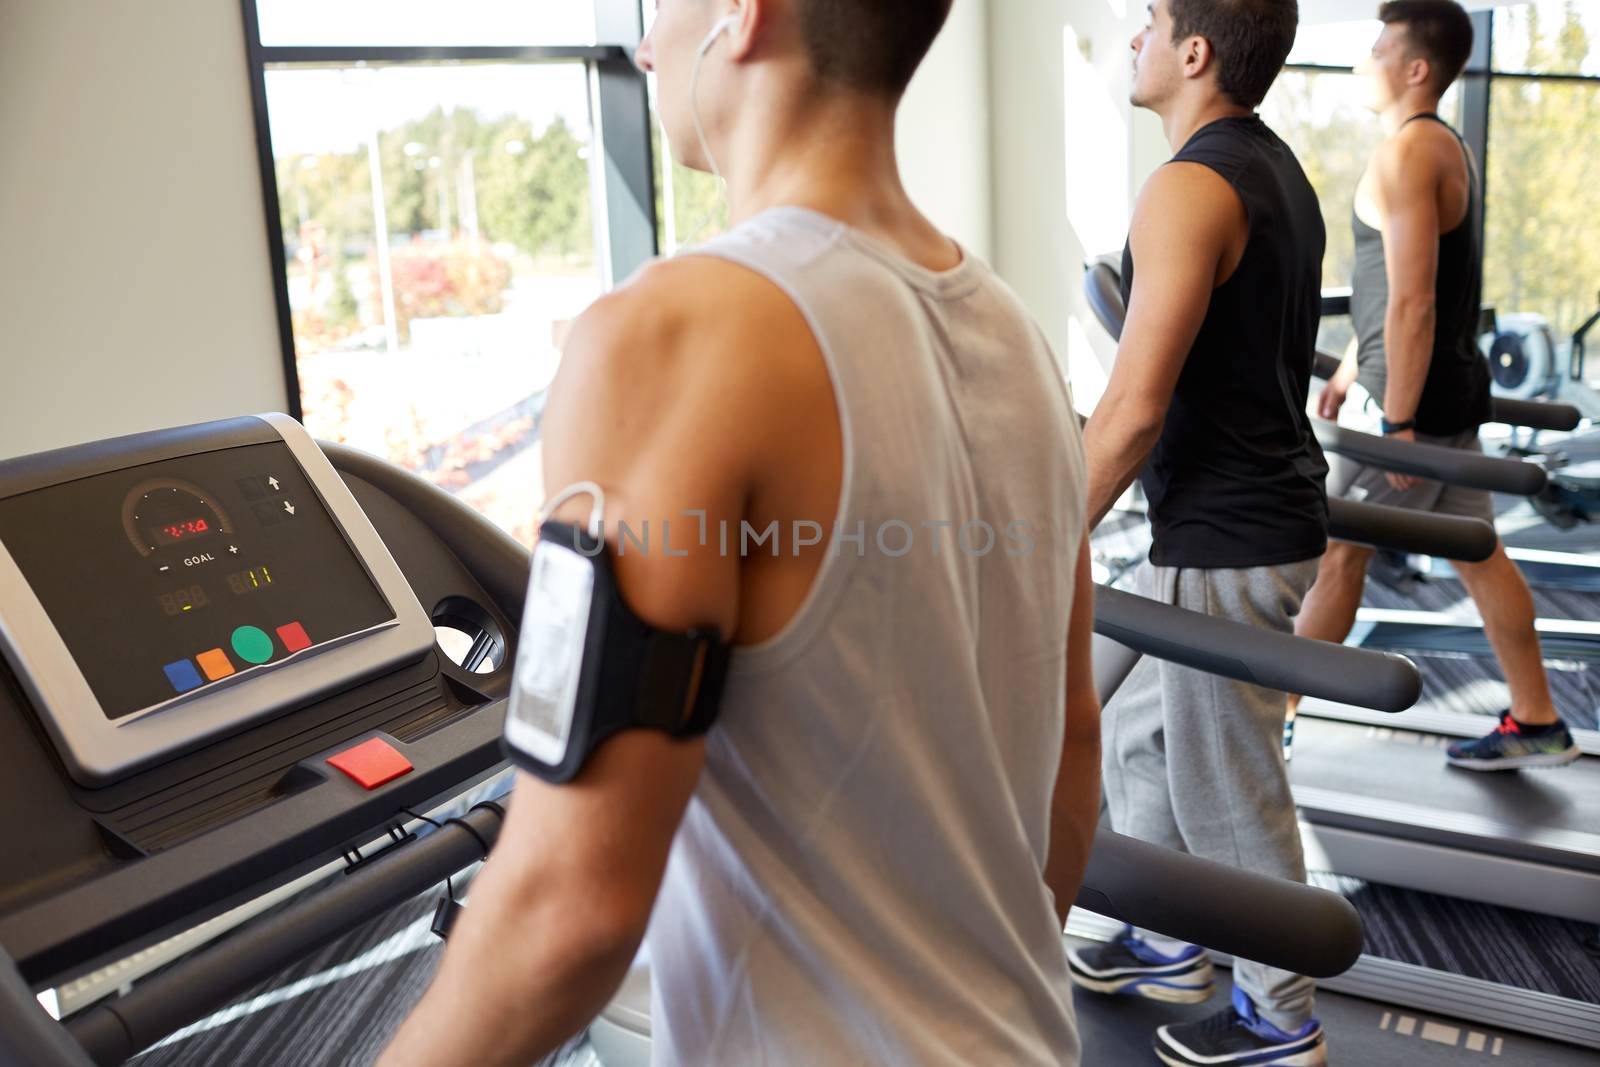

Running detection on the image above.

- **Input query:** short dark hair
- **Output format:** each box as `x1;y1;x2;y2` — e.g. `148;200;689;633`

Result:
1378;0;1475;93
798;0;955;97
1168;0;1299;109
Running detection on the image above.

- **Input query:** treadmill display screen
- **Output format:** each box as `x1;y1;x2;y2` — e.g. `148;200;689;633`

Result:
0;442;395;721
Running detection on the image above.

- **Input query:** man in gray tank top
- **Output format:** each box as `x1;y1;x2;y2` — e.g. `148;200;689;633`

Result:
378;3;1099;1066
1295;1;1581;771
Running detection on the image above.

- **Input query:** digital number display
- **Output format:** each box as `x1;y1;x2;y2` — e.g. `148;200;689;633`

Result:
151;518;212;545
226;567;273;595
157;584;210;617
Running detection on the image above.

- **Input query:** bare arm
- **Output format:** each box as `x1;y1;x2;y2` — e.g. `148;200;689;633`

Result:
1083;164;1247;527
1373;136;1442;485
1043;539;1100;930
1375;137;1441;425
1316;347;1361;421
376;268;754;1067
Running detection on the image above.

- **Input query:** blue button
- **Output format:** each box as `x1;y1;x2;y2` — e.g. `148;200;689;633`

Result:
164;659;203;693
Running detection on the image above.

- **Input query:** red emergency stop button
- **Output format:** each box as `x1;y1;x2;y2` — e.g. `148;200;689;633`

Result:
327;738;413;790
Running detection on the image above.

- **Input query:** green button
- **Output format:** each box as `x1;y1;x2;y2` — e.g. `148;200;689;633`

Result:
231;625;275;665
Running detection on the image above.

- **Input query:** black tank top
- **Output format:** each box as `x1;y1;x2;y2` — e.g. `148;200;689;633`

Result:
1350;113;1492;435
1121;116;1329;569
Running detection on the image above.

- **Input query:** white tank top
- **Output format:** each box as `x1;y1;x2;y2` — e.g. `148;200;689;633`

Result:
645;207;1088;1066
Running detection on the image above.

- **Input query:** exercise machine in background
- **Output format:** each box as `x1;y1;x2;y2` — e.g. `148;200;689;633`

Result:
1081;260;1600;1049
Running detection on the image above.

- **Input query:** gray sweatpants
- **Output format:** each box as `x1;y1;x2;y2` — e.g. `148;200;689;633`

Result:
1102;559;1320;1031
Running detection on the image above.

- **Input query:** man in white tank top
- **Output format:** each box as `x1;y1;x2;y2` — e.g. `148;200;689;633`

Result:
378;3;1098;1065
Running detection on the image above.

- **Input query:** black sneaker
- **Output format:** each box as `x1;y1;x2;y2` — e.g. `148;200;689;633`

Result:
1447;711;1581;771
1067;925;1215;1004
1154;987;1326;1066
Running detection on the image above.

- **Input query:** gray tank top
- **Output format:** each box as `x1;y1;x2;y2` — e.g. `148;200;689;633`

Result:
644;207;1088;1065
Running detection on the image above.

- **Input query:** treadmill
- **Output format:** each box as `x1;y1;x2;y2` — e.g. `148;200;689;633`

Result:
1084;259;1600;1049
0;414;1383;1066
0;415;529;1065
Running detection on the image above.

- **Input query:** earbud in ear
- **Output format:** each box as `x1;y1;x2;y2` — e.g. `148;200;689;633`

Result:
698;14;739;56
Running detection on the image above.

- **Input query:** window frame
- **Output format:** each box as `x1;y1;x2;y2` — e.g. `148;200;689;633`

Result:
239;0;658;420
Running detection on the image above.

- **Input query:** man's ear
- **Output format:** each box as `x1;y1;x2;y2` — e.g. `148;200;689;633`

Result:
1181;34;1214;82
1405;55;1433;90
721;0;766;61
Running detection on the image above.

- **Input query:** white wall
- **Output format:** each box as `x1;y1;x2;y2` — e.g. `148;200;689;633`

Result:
900;0;993;260
0;0;287;460
988;0;1156;408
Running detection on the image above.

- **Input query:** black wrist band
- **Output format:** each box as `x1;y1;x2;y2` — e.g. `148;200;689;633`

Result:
1380;417;1417;435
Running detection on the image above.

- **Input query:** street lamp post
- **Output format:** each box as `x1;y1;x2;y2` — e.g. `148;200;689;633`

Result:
346;67;400;358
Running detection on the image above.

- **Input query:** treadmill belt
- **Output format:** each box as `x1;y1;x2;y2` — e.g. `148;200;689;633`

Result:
127;890;591;1067
1309;872;1600;1003
1360;569;1600;732
1290;718;1600;844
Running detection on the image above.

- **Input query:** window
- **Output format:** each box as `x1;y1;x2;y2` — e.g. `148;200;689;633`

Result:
1483;1;1600;342
1491;0;1600;75
245;2;655;548
257;0;597;48
267;64;600;542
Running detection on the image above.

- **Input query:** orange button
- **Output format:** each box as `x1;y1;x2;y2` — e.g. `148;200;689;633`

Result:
196;648;235;681
326;737;413;790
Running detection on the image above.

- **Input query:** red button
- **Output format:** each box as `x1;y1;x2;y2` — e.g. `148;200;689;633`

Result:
277;621;312;653
327;738;413;790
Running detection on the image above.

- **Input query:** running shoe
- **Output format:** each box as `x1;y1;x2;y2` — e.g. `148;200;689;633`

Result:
1154;987;1327;1066
1447;711;1581;771
1067;926;1215;1004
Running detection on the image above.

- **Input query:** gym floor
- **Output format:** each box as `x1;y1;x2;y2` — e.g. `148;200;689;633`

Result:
124;890;1595;1066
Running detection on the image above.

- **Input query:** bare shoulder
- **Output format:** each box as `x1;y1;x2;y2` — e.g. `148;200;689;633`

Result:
559;255;819;403
1374;122;1452;191
1137;162;1237;213
1131;162;1246;255
542;253;830;505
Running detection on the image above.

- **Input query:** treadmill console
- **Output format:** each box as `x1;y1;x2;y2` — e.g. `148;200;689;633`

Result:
0;414;434;786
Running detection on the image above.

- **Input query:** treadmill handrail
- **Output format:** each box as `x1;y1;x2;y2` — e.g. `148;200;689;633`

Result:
64;804;507;1067
56;818;1362;1067
1095;586;1421;712
1314;422;1549;495
321;441;533;623
1328;497;1496;562
2;951;94;1067
1;705;507;987
1312;351;1581;433
1077;830;1363;979
1083;258;1126;342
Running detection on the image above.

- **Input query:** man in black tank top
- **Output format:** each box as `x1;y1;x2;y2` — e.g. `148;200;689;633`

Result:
1075;3;1331;1065
1294;1;1580;770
